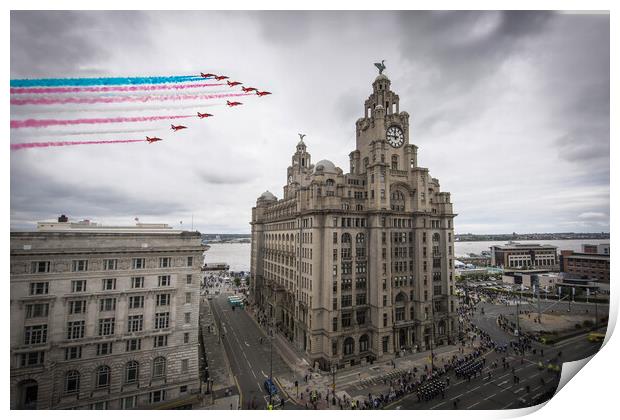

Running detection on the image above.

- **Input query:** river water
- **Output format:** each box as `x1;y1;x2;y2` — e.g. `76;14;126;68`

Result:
204;239;610;272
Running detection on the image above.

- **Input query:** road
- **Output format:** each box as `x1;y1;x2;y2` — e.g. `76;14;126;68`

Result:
209;293;300;409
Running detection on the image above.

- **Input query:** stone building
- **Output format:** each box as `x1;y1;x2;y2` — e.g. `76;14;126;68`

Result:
10;217;205;409
250;71;458;370
490;242;558;270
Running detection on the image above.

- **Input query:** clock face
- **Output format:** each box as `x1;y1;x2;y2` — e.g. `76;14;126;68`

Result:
386;126;404;148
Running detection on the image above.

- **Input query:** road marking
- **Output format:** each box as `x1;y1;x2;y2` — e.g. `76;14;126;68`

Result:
261;370;268;378
498;380;509;387
245;341;250;347
467;401;481;409
485;392;497;400
430;400;448;409
515;387;525;393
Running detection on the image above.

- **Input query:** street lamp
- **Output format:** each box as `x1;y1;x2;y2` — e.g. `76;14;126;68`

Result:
331;364;337;397
269;318;274;406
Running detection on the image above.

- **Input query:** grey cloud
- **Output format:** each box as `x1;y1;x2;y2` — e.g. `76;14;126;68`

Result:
197;171;250;186
555;130;609;163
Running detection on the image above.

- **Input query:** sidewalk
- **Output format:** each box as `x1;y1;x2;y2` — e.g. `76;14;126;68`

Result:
200;298;234;391
198;395;240;410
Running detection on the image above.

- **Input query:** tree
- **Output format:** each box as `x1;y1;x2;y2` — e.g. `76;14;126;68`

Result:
233;277;241;287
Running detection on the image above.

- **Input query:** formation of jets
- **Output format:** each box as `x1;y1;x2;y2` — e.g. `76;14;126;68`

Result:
147;72;272;144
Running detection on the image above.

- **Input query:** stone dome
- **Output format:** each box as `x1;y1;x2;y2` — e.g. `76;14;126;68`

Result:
259;190;277;201
313;159;337;174
375;73;389;82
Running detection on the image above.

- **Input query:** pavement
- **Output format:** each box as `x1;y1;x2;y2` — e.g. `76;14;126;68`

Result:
199;297;234;391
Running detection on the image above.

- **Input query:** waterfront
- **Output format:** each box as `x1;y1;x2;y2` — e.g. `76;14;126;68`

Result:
204;239;610;271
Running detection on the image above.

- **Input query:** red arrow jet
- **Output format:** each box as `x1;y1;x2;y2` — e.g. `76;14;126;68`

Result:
227;100;243;107
197;112;213;119
171;124;188;132
241;86;257;92
256;91;272;97
146;136;163;144
215;75;229;81
227;80;242;87
200;73;216;78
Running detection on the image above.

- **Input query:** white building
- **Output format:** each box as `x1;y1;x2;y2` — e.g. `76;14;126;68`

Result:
10;217;205;409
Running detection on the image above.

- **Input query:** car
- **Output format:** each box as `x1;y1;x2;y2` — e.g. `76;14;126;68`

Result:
264;378;278;395
587;332;605;343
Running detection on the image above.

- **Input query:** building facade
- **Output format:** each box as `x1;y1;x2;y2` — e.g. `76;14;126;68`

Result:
251;72;458;370
560;250;610;283
490;242;558;270
10;218;205;409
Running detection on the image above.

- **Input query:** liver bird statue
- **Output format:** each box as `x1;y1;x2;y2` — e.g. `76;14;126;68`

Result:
374;60;386;74
298;133;306;141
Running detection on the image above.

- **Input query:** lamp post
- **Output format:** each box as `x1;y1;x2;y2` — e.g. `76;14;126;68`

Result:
331;364;337;397
269;318;274;406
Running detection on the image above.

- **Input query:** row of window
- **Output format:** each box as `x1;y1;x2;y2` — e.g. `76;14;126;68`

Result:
28;274;192;296
63;356;185;394
30;257;194;274
18;333;192;368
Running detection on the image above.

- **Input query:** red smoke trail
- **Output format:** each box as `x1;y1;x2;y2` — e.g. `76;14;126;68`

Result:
12;115;194;129
11;82;225;95
11;92;252;106
11;139;145;151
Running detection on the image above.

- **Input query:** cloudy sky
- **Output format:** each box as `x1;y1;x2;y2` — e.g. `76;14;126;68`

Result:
10;11;610;234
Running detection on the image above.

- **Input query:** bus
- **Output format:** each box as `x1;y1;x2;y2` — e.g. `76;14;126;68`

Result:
227;296;244;308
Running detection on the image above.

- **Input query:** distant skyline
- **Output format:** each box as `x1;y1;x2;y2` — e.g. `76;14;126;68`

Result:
10;11;610;234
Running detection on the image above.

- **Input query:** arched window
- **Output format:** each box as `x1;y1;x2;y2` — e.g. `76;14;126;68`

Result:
343;337;354;355
356;233;365;244
391;155;399;170
95;365;111;388
64;370;80;394
341;233;351;244
152;357;166;378
359;334;369;352
432;233;441;243
326;179;335;187
125;361;139;384
363;157;369;168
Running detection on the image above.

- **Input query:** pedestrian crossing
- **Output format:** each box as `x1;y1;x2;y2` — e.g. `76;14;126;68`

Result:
355;368;409;389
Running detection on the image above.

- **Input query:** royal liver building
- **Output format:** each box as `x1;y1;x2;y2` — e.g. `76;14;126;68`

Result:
251;68;457;370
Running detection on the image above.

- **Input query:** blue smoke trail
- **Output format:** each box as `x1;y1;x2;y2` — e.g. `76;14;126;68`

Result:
10;75;205;88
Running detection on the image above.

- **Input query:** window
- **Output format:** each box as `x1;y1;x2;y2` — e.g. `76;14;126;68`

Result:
103;259;118;270
71;280;86;293
29;282;49;295
68;300;86;315
64;370;80;394
154;312;170;329
185;292;192;304
31;261;50;273
126;338;141;352
356;310;366;326
152;357;166;378
156;294;170;306
66;321;85;340
150;389;166;403
184;313;191;324
158;275;170;287
382;295;387;306
99;297;116;312
26;303;49;318
129;295;144;309
125;361;139;384
96;365;111;388
91;401;108;410
341;295;352;307
72;260;88;272
180;385;188;394
131;277;144;288
102;278;116;290
332;317;338;332
20;351;45;367
98;318;115;336
181;359;189;374
159;257;171;268
96;342;113;356
184;332;190;344
122;396;137;409
342;312;352;328
132;258;145;270
154;335;168;348
383;313;388;327
127;315;143;333
65;346;82;360
343;337;354;355
186;274;192;284
382;336;389;353
187;256;193;267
